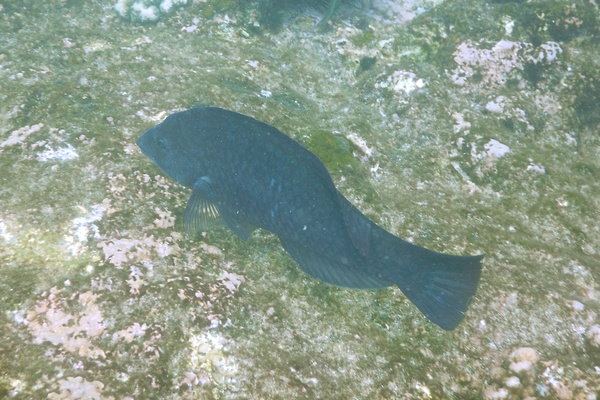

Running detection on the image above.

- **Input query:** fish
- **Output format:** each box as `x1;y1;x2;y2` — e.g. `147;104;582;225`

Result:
316;0;371;27
137;107;484;330
316;0;341;27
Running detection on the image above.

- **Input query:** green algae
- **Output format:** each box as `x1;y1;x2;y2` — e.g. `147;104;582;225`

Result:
302;131;357;171
1;0;600;398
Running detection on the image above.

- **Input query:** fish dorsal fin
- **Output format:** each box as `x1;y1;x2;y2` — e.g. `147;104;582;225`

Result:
336;191;373;259
183;177;220;235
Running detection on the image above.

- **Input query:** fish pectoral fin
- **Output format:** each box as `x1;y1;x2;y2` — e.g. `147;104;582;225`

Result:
183;177;220;235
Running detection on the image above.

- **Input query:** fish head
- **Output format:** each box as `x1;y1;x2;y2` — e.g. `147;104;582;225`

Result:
136;110;204;188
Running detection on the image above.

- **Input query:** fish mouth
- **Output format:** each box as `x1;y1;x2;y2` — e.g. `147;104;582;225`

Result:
136;129;153;155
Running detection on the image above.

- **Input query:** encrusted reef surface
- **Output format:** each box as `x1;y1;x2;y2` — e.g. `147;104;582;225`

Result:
1;0;599;398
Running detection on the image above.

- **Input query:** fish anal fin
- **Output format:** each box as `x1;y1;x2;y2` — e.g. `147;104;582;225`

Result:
279;235;391;289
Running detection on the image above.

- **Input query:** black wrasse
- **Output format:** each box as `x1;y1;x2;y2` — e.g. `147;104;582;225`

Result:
137;107;484;330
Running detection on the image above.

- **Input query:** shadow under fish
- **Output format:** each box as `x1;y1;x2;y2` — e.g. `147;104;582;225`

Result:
137;107;484;330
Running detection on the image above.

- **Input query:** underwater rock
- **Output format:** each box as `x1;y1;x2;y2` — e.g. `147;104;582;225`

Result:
509;347;539;375
114;0;188;22
586;325;600;350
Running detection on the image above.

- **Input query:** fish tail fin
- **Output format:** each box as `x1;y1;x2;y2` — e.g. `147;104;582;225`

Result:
336;191;484;330
400;254;484;330
373;230;484;330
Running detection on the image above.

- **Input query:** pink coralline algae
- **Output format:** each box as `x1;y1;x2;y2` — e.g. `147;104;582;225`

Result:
451;40;562;87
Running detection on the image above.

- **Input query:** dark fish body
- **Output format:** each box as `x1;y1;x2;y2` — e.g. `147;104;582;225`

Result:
137;107;483;330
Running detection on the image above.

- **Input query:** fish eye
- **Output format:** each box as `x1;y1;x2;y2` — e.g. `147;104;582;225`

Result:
156;138;168;150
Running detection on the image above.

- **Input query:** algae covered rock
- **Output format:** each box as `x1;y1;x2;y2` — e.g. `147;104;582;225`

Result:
114;0;188;22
